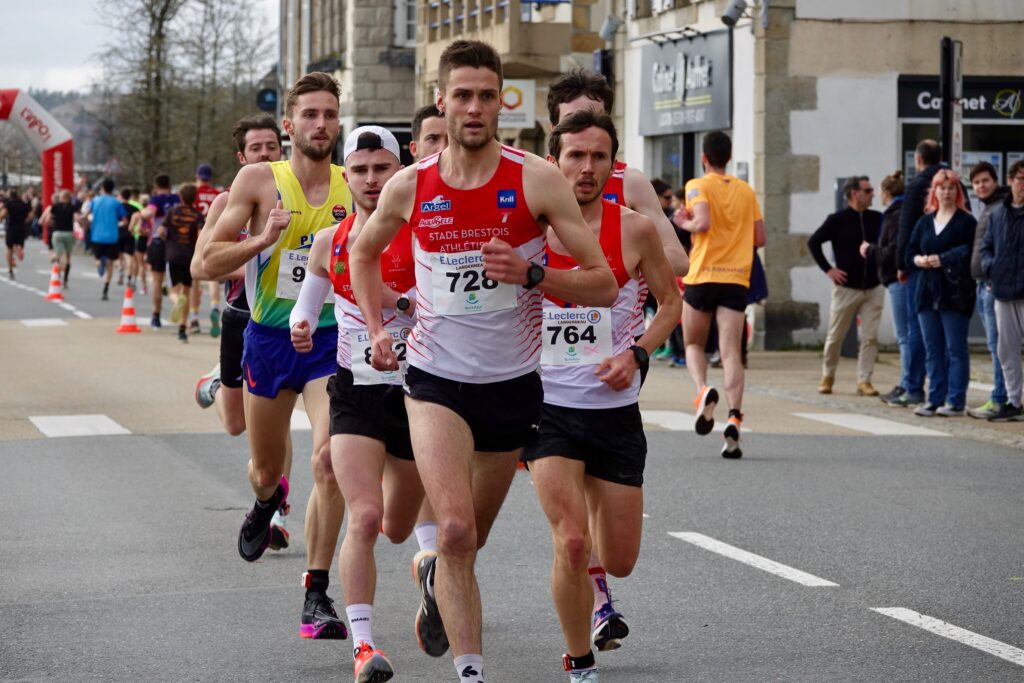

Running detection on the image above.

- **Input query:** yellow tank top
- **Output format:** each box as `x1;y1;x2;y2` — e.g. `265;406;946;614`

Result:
245;160;352;328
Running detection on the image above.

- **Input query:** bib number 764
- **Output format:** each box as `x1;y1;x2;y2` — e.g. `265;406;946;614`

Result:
547;324;597;345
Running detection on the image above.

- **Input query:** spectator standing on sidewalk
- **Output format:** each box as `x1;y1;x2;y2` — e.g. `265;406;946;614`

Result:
905;170;976;418
862;171;914;404
808;175;884;396
966;161;1010;419
979;159;1024;422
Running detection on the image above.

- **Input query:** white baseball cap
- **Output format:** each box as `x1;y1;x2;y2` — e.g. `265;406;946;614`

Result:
343;125;401;164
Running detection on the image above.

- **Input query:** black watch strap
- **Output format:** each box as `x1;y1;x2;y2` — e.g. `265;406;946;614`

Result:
524;262;545;289
629;344;649;372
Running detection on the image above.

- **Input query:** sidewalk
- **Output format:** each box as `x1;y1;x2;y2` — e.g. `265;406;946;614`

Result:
639;350;1024;451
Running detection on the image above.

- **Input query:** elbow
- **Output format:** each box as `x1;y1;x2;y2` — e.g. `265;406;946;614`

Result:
597;271;618;307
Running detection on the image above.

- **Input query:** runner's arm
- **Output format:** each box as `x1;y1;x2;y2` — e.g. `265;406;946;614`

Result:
677;201;710;234
754;218;766;247
623;167;689;276
202;164;276;279
289;230;333;351
494;156;616;307
631;214;682;356
191;192;242;281
350;167;414;369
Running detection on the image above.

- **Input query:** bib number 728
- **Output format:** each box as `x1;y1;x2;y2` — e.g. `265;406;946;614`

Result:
547;324;597;345
446;269;498;293
364;341;407;365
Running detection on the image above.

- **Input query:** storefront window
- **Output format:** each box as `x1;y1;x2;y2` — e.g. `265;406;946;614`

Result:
652;134;683;191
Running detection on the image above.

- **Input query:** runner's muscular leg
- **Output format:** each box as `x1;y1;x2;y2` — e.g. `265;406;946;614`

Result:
216;386;246;436
683;302;713;391
381;455;425;544
471;449;519;549
531;456;593;657
586;477;644;578
333;433;387;606
301;376;344;571
244;389;297;500
405;397;481;657
715;307;746;412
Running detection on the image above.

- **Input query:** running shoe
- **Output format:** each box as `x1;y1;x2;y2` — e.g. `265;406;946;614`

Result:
412;550;449;656
194;364;221;409
238;478;288;562
988;402;1024;422
914;403;939;417
353;641;394;682
669;355;686;368
209;308;221;339
708;351;722;368
300;591;349;640
935;405;965;417
592;601;629;651
150;313;161;329
721;414;743;459
170;295;187;324
190;319;201;335
881;386;905;403
117;271;124;286
888;392;924;407
652;346;672;361
693;385;718;436
269;504;290;551
178;327;188;343
97;258;106;277
967;399;999;419
101;283;109;301
569;670;600;683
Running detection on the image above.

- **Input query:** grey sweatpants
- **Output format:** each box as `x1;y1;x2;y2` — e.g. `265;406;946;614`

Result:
994;298;1024;406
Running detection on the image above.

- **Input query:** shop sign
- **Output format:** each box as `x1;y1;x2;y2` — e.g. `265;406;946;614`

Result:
639;30;731;136
898;76;1024;120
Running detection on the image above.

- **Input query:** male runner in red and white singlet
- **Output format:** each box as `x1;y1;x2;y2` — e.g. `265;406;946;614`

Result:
349;40;617;683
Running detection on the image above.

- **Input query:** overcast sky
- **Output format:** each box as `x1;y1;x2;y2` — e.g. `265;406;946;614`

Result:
0;0;277;93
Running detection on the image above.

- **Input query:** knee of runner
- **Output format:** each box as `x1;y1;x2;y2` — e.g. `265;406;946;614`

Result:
348;506;384;543
604;554;638;578
381;516;414;545
554;529;590;571
224;417;246;437
436;516;477;558
251;465;282;491
310;444;335;479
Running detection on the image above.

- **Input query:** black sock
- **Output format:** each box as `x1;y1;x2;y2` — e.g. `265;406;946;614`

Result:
729;409;743;420
255;484;283;513
64;264;70;279
306;569;330;595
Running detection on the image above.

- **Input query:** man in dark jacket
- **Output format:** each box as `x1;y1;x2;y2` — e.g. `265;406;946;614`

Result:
967;161;1010;418
808;175;884;396
979;159;1024;422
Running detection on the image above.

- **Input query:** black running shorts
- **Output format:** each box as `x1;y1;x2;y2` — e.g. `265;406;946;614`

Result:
522;402;647;487
328;366;413;460
403;364;542;453
684;282;748;313
92;242;120;261
146;239;166;271
219;307;248;389
168;261;192;288
135;234;149;253
5;225;26;248
118;230;135;255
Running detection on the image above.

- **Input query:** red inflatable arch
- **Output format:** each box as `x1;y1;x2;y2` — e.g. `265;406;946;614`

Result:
0;89;75;208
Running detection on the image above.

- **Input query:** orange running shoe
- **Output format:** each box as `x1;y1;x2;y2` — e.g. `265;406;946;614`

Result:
722;413;743;459
693;385;719;436
353;641;394;682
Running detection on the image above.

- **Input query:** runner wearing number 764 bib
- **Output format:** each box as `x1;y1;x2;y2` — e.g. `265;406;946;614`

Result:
521;109;680;682
349;40;617;683
290;126;424;683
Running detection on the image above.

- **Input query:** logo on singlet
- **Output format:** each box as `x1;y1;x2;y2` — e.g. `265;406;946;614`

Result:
603;193;619;202
332;204;347;221
418;216;454;229
497;189;517;208
421;195;451;213
334;244;342;256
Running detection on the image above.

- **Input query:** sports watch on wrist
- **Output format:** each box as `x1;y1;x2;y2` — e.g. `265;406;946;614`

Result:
524;262;546;289
629;345;650;373
395;294;411;312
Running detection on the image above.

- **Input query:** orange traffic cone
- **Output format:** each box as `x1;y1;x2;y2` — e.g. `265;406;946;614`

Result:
44;263;64;301
116;286;142;333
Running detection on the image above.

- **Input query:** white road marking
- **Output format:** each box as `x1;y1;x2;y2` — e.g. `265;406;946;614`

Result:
642;409;733;433
0;274;92;319
29;414;131;438
792;413;947;437
669;532;839;587
871;607;1024;667
20;318;68;327
290;409;311;431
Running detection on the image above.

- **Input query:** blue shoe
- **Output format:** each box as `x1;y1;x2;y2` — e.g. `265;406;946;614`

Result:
592;601;629;651
888;392;924;407
97;258;106;277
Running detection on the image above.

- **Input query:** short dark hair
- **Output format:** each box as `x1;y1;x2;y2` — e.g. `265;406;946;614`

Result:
119;187;132;200
284;72;340;117
969;161;998;183
843;175;869;200
101;178;115;193
153;174;171;190
1009;159;1024;180
412;104;444;141
177;182;197;206
548;109;619;162
547;69;614;126
232;114;281;154
702;131;732;168
916;139;941;166
651;178;672;198
438;40;502;93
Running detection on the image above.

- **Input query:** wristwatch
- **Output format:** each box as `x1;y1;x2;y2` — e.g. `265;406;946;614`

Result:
629;345;650;373
395;294;411;312
524;262;546;289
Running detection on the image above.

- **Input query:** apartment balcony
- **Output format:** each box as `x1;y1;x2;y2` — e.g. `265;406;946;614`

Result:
419;0;572;82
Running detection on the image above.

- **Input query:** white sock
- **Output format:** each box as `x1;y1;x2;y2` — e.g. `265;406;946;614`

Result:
345;603;374;651
453;654;484;682
414;522;438;552
589;565;611;611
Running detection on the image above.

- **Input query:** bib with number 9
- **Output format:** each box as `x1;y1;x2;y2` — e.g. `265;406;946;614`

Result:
276;249;308;300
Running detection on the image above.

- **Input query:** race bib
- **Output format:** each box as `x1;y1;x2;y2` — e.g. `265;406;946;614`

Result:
276;249;308;300
350;324;411;385
540;307;613;366
430;249;515;316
